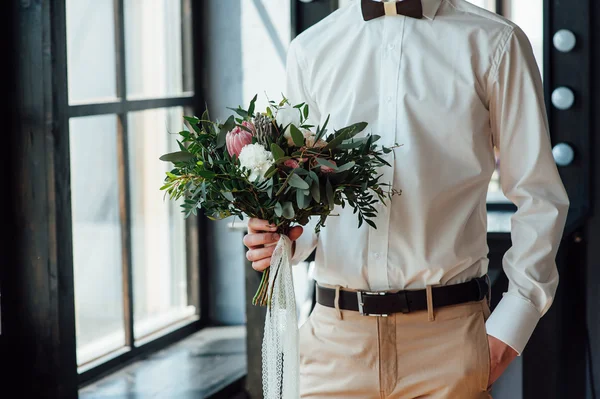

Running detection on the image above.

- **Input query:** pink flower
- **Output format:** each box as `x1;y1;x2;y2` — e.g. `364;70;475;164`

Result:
226;121;255;157
284;159;300;169
320;160;337;174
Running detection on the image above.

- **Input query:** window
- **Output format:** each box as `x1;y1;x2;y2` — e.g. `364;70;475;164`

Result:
65;0;200;375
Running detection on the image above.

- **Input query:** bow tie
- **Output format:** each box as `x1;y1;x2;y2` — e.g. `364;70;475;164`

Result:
361;0;423;21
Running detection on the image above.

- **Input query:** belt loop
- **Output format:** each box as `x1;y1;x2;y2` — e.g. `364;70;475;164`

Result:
334;286;343;320
426;285;435;322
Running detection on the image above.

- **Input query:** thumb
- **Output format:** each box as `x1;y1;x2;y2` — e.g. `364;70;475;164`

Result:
288;226;303;242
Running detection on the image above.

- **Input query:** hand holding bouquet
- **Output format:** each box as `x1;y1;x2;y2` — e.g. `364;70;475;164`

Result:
160;94;399;398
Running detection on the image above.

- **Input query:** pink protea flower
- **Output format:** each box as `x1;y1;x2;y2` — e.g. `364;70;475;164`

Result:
284;159;300;169
226;121;255;157
320;160;337;174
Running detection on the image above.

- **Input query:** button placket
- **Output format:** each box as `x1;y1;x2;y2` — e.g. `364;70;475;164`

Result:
367;17;403;291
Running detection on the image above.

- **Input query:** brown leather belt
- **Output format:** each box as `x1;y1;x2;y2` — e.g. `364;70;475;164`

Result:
316;276;489;316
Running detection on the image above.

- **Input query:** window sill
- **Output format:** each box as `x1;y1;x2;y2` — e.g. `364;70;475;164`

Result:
79;326;247;399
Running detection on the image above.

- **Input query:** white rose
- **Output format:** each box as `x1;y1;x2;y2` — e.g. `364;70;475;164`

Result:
276;105;302;139
238;143;274;182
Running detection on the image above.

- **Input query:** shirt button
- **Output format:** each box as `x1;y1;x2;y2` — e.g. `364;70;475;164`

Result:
387;96;392;103
373;252;381;259
387;43;395;51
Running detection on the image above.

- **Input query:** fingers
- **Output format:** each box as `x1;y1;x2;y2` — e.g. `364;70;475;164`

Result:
288;226;303;242
246;245;277;262
248;218;277;234
243;232;280;249
251;258;271;272
244;224;303;272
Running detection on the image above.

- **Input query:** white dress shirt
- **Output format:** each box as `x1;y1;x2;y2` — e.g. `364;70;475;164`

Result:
287;0;569;355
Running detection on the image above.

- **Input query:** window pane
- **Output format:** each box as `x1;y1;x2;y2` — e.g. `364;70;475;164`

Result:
487;0;544;204
124;0;188;99
504;0;544;75
70;115;125;364
66;0;117;104
467;0;496;12
127;107;192;340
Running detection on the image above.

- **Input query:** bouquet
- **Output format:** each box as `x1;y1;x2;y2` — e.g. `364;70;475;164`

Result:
160;94;398;398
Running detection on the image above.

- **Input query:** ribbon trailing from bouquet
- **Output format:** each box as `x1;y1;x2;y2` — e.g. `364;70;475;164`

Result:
261;235;300;399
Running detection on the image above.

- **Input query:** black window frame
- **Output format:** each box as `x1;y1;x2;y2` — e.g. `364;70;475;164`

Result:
54;0;209;386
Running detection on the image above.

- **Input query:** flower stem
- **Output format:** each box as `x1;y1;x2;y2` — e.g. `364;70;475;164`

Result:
251;223;291;307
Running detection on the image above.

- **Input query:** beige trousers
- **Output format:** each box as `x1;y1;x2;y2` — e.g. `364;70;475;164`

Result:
299;294;493;399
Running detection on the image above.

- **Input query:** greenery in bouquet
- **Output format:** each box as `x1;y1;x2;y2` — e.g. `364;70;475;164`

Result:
160;94;400;306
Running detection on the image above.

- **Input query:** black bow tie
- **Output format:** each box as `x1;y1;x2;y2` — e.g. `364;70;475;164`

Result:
361;0;423;21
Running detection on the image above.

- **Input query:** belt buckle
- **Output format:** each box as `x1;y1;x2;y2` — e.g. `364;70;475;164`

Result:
356;291;389;317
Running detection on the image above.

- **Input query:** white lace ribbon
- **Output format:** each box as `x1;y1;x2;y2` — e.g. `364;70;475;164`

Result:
261;235;299;399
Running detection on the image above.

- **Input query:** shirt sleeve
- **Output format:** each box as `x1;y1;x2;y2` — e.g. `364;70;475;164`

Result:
485;26;570;355
286;39;320;265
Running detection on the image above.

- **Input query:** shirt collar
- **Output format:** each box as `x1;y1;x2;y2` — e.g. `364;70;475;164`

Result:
421;0;443;20
366;0;443;20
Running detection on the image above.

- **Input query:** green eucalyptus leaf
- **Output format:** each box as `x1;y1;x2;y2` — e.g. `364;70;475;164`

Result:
315;114;330;142
293;168;308;176
310;180;320;202
297;189;308;209
217;115;235;149
323;122;368;151
338;137;369;149
335;161;355;173
326;179;334;210
365;219;377;229
290;124;305;147
271;143;285;161
159;151;194;163
264;164;278;179
227;107;249;118
221;191;235;202
369;134;381;143
267;178;274;198
183;116;201;133
308;171;319;184
248;94;257;117
316;158;338;170
183;116;199;125
274;202;283;217
282;202;295;219
197;170;216;179
289;173;310;189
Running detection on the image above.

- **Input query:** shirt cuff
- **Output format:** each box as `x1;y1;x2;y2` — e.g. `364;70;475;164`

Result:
290;228;316;265
485;293;541;355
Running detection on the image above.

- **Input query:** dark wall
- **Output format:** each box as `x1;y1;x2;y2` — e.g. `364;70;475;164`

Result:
586;0;600;396
1;1;78;397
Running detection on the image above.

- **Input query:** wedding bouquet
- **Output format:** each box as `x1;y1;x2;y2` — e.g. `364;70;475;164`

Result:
160;95;397;304
160;94;398;398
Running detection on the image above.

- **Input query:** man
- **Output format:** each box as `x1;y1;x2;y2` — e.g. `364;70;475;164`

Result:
243;0;570;397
